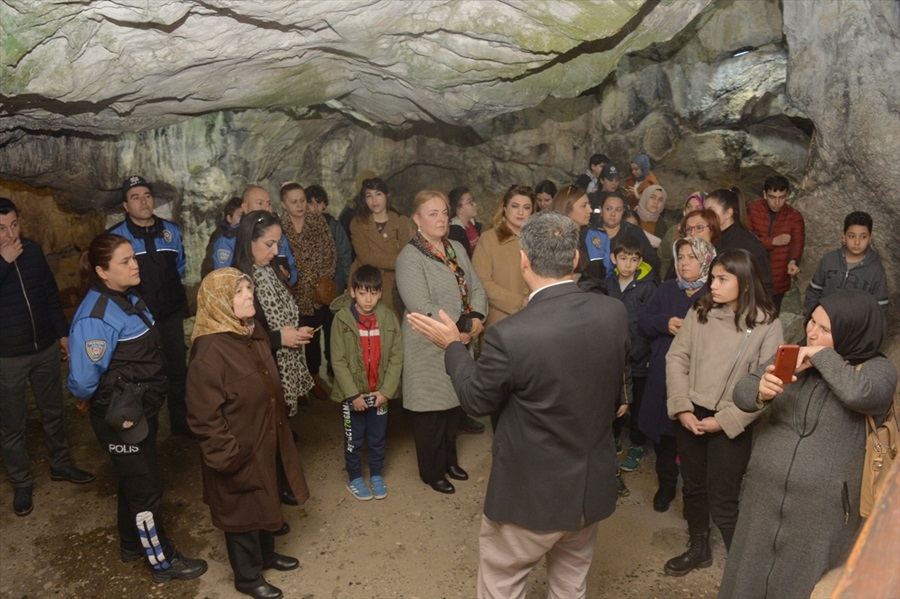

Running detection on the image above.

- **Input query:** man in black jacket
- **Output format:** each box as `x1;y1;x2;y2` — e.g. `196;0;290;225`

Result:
0;197;94;517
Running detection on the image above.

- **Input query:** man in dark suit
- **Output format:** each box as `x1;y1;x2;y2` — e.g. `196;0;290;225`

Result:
408;211;629;599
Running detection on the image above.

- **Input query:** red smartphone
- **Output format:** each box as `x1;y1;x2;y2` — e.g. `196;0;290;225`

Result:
772;344;800;384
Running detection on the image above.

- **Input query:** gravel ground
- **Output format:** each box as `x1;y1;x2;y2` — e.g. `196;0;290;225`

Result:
2;375;731;598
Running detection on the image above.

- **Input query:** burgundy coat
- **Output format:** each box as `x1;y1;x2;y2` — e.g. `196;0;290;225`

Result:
747;199;805;295
186;324;309;533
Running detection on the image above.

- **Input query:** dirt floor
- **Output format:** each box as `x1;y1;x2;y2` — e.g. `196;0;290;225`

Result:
1;375;735;599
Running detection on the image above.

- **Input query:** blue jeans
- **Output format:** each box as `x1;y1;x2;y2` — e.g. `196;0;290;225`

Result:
342;401;388;480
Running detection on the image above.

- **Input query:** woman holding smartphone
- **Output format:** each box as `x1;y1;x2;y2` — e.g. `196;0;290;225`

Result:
664;249;782;576
719;290;896;599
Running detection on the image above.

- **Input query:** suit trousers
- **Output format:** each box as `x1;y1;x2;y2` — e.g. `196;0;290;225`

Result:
90;406;174;569
0;343;72;487
409;406;463;484
225;529;276;585
675;404;753;549
155;311;188;433
477;514;599;599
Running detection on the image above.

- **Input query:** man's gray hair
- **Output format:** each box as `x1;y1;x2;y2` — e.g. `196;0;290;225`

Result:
519;212;578;278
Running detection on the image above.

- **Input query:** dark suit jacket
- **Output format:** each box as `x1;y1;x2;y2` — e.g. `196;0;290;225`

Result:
445;281;629;531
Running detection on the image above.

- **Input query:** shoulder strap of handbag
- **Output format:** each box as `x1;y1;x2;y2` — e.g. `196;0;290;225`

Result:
862;362;898;456
713;326;755;410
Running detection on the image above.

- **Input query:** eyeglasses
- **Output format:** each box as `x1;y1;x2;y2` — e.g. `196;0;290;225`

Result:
683;223;707;234
461;200;476;206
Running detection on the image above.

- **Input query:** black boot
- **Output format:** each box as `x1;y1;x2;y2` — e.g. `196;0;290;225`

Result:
664;531;712;576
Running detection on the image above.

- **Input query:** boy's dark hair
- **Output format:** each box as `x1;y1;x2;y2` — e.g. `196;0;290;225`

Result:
843;211;873;233
306;184;329;206
589;153;609;167
0;197;18;216
612;236;642;259
351;264;383;292
763;175;790;193
223;196;243;220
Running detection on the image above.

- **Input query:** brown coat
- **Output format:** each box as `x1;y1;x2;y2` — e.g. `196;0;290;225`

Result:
471;226;528;328
349;212;413;313
186;325;309;533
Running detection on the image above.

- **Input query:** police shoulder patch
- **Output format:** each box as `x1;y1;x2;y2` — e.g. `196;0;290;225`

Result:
162;228;172;243
216;249;232;265
85;340;107;362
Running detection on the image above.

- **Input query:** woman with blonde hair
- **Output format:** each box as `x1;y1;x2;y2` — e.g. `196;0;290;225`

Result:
471;184;533;328
397;190;488;494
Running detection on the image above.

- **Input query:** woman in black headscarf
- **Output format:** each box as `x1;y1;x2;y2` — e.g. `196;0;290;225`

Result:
720;290;897;599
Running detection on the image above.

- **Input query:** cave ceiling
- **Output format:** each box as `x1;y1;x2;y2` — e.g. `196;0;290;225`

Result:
0;0;713;142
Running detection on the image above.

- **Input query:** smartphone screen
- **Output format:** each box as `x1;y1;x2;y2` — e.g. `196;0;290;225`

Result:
772;344;800;384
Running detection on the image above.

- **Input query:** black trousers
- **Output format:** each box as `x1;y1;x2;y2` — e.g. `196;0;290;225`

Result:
675;405;752;550
302;304;332;378
156;311;188;432
654;433;678;494
409;407;463;484
90;405;174;568
225;530;276;585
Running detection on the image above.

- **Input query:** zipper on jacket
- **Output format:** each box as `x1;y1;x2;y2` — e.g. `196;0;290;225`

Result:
14;262;39;351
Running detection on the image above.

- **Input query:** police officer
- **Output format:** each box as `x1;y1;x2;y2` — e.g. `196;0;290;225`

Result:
108;176;191;437
68;232;207;583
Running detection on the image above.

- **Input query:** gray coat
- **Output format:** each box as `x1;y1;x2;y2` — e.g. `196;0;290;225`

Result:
396;240;487;412
719;350;897;599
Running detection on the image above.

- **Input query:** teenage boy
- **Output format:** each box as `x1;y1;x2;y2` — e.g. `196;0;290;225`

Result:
330;265;403;501
805;211;888;316
576;153;609;195
747;175;805;312
605;236;657;473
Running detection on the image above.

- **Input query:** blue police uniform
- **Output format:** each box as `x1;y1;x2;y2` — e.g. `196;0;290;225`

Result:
68;282;175;570
107;215;191;435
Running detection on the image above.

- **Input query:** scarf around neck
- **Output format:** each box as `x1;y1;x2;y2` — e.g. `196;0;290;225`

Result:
410;233;471;316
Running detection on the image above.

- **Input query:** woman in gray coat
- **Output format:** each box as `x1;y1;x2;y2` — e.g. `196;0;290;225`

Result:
397;189;488;494
719;291;896;599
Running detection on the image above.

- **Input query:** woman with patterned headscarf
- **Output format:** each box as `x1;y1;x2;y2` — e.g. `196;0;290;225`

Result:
637;236;715;513
187;268;309;599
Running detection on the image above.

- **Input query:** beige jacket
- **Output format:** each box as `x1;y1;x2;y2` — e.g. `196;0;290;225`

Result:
472;227;528;328
666;306;783;438
349;212;413;314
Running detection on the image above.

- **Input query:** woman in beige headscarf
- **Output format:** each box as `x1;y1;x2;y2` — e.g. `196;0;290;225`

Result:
187;268;309;599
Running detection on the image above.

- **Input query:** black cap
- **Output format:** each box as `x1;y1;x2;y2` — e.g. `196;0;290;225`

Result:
601;164;620;181
105;384;149;445
121;176;152;199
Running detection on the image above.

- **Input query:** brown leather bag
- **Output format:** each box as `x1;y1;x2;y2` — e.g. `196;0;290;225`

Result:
313;277;338;306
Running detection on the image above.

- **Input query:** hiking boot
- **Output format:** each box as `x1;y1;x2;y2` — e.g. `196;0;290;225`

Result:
664;531;712;576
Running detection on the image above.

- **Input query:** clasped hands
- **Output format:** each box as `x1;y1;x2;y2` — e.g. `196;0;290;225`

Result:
281;325;315;349
407;310;481;349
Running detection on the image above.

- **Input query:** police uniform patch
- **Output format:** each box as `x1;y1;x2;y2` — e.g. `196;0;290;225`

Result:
591;236;602;249
162;229;172;243
85;340;107;362
216;249;232;265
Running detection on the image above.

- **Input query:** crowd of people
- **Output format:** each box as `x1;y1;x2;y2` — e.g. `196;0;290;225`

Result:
0;150;895;599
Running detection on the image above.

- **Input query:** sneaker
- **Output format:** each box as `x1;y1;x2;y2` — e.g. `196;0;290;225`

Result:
50;465;95;484
616;472;630;498
614;436;623;455
151;551;208;583
13;487;33;517
620;445;645;472
370;475;388;500
346;477;373;501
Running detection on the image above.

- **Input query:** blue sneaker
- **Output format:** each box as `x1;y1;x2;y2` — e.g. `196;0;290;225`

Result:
620;445;645;472
347;477;373;501
370;475;387;499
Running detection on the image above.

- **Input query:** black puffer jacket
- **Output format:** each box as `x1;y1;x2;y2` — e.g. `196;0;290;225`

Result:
0;237;68;358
